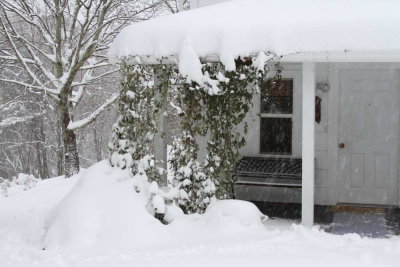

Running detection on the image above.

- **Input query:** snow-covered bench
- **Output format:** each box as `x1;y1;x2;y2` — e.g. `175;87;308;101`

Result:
233;157;302;189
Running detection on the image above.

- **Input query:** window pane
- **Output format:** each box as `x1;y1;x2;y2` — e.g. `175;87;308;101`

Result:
260;118;292;154
261;79;293;114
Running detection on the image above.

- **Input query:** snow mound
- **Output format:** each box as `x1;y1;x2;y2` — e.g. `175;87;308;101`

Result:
204;200;267;228
169;199;266;240
43;161;167;250
1;173;40;197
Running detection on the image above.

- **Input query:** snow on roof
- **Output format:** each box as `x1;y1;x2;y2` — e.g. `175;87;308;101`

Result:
108;0;400;65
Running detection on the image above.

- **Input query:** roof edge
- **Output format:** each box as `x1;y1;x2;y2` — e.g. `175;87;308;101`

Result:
114;50;400;65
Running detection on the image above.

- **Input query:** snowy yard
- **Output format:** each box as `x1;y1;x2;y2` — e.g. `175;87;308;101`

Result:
1;161;400;267
2;1;400;266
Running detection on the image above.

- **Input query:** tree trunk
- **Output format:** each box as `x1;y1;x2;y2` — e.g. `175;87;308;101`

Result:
59;95;80;178
35;117;49;179
93;125;103;162
56;119;64;176
63;127;79;177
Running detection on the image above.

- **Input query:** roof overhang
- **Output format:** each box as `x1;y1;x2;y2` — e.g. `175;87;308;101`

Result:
109;0;400;66
281;50;400;63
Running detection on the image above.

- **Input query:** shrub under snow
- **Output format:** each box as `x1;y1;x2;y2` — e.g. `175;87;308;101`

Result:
0;173;40;197
42;161;266;250
43;161;168;250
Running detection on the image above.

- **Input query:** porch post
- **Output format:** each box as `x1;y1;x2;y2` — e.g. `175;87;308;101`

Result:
302;62;316;226
154;68;168;186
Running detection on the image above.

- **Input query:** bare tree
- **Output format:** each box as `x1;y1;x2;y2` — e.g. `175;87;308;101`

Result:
0;0;160;177
161;0;189;13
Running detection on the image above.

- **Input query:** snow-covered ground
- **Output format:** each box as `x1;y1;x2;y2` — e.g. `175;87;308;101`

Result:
1;161;400;267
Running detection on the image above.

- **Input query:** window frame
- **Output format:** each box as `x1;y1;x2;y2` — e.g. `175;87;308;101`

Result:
259;78;295;156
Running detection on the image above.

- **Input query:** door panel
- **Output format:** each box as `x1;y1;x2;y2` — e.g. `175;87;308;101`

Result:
349;153;364;188
339;69;399;205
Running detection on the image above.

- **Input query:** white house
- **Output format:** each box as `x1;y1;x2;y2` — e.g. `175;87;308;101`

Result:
108;0;400;226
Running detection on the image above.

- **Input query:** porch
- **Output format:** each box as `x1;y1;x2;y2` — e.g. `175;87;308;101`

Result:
254;202;400;237
108;0;400;227
234;60;400;226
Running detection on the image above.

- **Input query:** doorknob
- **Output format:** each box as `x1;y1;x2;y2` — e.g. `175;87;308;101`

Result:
338;143;345;149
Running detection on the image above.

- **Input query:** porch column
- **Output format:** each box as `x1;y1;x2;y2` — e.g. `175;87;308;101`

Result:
154;68;168;186
302;62;316;226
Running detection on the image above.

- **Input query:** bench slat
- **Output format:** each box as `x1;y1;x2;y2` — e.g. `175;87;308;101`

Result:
235;181;302;188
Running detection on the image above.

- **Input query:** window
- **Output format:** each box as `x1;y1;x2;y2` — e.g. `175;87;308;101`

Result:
260;79;293;154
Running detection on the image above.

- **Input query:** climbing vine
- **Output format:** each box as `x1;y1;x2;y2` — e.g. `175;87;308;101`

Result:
111;54;276;217
171;55;274;207
109;62;179;220
169;75;215;214
201;58;266;198
109;63;161;181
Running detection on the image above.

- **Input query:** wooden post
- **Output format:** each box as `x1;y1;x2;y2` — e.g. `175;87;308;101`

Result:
302;62;316;226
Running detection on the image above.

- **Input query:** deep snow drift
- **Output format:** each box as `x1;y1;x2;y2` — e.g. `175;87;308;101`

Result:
1;161;400;267
43;161;266;251
43;161;168;250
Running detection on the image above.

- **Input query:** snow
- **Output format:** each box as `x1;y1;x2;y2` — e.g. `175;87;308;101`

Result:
108;0;400;65
1;173;40;197
201;199;267;228
1;161;400;266
178;41;204;84
43;161;167;250
254;51;274;71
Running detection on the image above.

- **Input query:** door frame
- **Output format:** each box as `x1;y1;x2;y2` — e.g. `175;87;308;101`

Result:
329;63;400;206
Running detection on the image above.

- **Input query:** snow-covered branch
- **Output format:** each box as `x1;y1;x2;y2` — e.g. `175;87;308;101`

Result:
72;67;119;88
67;93;119;131
79;61;110;71
0;55;36;64
0;78;58;95
0;13;52;94
0;110;46;128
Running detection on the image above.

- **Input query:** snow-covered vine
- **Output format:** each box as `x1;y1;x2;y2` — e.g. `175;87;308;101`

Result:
209;59;267;198
111;52;275;217
109;63;158;175
109;62;178;221
182;56;272;198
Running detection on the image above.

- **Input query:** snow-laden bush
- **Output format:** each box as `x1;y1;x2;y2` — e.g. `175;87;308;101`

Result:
169;132;216;214
0;177;10;197
0;173;40;197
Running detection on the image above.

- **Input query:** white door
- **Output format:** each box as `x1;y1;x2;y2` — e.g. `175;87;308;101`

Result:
338;69;399;205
